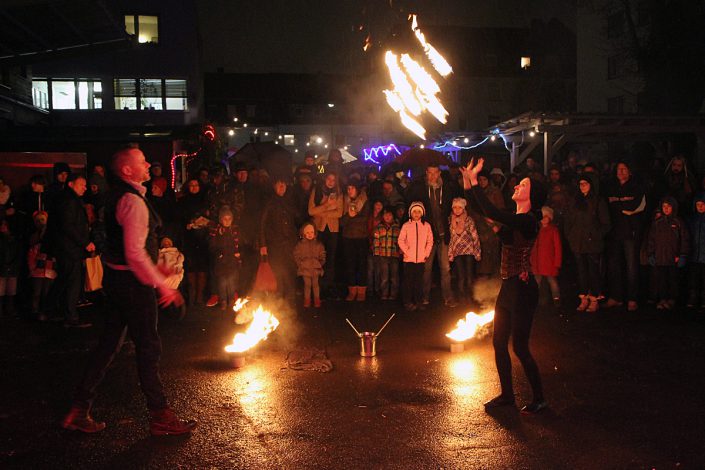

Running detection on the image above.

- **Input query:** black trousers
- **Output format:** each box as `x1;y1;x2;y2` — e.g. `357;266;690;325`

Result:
343;237;368;286
73;268;167;411
402;262;425;305
493;275;544;401
54;255;82;321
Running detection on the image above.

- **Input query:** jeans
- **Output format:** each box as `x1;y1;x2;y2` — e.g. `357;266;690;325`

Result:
452;255;476;300
268;243;296;303
73;267;167;411
423;240;453;302
214;262;239;303
343;237;368;286
575;252;602;296
493;275;543;401
534;275;560;299
374;256;399;299
607;238;639;302
319;228;339;289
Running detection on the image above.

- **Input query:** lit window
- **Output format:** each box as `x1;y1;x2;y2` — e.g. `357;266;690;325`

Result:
52;80;76;109
284;134;295;146
124;15;159;44
78;80;102;109
32;79;49;109
521;57;531;69
165;79;187;110
115;78;188;110
114;78;137;110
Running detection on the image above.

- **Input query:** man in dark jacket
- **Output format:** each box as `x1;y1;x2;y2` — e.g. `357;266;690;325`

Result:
405;163;461;307
259;177;299;304
603;161;646;311
46;174;95;327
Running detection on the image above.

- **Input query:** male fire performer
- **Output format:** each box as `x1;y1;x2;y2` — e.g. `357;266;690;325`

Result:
61;147;197;435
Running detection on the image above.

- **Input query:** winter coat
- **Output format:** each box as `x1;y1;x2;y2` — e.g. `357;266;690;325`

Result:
373;222;400;257
689;210;705;264
530;223;562;277
604;176;646;241
564;193;611;254
157;247;184;289
647;199;689;266
260;193;299;249
44;188;91;260
340;191;369;239
0;232;20;277
398;220;433;263
447;213;481;262
405;178;461;244
293;238;326;277
308;187;344;233
208;224;241;269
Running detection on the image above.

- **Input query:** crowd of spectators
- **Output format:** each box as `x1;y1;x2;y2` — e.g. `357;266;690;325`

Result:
0;148;702;324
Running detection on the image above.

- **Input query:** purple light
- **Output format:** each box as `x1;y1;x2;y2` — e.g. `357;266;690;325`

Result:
363;144;402;165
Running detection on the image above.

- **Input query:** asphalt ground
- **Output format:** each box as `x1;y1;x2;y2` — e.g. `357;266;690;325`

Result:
1;284;704;469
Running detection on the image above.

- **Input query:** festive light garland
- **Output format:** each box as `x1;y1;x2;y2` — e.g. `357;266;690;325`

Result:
363;143;402;165
170;150;200;189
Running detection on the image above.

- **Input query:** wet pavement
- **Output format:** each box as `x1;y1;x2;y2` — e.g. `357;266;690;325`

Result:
1;285;705;469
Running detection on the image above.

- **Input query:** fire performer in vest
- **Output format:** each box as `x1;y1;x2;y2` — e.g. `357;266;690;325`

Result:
460;158;548;414
61;147;197;435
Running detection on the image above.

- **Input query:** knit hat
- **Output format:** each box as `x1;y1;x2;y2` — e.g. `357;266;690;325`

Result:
490;167;505;177
451;197;467;209
541;206;554;221
408;201;425;217
529;178;547;211
53;162;71;177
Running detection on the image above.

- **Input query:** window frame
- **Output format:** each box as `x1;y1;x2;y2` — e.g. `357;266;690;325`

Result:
124;14;160;44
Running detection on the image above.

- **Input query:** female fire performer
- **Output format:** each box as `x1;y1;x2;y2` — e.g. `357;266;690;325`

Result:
460;158;548;414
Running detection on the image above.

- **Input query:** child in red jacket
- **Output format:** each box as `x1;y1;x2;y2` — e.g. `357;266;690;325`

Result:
530;206;563;307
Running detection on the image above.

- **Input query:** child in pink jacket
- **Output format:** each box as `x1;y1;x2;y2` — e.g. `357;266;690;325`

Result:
398;201;433;311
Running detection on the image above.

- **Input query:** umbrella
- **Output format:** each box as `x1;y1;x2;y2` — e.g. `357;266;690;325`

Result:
396;148;450;169
315;148;357;164
232;142;292;180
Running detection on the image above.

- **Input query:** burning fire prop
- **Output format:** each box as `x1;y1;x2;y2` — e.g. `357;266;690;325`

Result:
446;311;495;352
225;304;280;356
382;14;453;140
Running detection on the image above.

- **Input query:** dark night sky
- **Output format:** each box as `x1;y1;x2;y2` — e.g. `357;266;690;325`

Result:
197;0;576;74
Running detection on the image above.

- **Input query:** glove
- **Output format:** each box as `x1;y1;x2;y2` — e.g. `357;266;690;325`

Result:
647;255;656;267
678;256;687;268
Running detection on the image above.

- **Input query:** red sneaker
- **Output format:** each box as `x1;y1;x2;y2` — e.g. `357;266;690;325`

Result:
149;408;197;436
61;406;106;433
313;298;322;308
205;295;219;307
303;298;311;308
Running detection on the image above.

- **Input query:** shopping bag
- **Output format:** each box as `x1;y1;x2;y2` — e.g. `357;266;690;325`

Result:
253;257;277;292
84;255;104;292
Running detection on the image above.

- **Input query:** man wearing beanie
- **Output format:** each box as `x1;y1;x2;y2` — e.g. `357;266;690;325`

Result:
461;158;548;414
406;163;461;307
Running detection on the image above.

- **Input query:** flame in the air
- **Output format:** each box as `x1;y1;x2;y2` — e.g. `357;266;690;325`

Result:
225;304;279;353
382;14;452;140
446;311;495;342
233;298;249;312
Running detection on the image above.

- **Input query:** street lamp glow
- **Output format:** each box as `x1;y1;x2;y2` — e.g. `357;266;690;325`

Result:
233;117;239;122
306;142;310;147
324;144;328;149
243;123;248;128
328;103;335;108
264;132;269;136
316;137;323;144
529;131;536;137
419;144;425;149
228;129;235;136
463;137;469;143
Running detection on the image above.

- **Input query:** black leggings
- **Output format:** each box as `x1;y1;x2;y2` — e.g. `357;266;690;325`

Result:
493;275;544;402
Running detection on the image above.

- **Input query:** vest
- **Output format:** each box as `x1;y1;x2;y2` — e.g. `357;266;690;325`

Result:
104;180;162;265
500;228;536;280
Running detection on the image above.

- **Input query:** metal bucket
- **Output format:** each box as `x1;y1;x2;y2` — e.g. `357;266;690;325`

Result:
359;332;377;357
229;353;246;368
